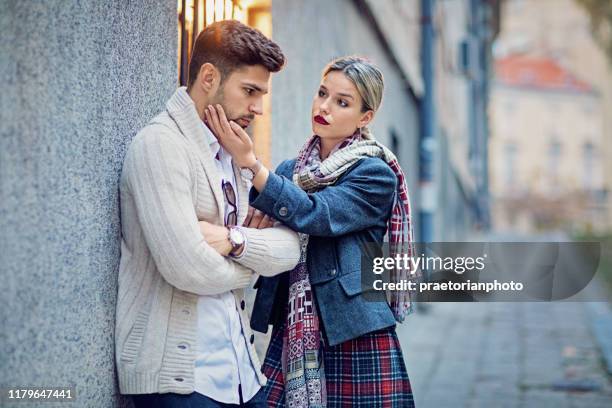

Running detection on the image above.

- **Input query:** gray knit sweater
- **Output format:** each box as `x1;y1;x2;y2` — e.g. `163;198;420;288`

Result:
115;87;300;395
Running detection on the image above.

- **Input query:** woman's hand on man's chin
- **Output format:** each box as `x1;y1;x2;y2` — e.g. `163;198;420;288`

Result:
204;104;257;167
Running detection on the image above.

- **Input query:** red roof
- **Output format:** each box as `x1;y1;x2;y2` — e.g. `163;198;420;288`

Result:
495;55;592;93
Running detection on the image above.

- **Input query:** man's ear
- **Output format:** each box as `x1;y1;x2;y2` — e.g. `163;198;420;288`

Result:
358;110;374;128
197;63;220;93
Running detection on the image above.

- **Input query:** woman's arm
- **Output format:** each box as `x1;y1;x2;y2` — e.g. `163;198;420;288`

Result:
205;104;397;236
250;158;397;237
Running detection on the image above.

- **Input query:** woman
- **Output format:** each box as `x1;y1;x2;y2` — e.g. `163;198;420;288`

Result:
205;56;417;407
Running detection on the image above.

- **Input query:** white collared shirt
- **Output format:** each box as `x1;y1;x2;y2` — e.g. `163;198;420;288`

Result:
193;123;260;404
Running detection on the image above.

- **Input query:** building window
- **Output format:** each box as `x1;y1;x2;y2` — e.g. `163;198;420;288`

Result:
583;142;595;190
177;0;252;86
582;100;595;115
504;142;517;187
177;0;273;167
547;139;562;190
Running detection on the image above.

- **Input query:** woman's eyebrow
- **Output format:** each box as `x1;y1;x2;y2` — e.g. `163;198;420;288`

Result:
336;92;354;100
321;84;354;100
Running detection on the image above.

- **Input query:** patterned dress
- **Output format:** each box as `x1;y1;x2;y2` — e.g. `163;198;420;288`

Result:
261;317;415;408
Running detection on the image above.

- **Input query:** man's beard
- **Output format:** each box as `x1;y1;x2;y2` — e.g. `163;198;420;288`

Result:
210;94;254;129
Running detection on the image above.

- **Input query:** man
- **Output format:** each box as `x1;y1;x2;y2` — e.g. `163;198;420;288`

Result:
116;20;300;407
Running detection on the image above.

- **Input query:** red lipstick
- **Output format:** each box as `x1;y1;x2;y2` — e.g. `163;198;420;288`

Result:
314;115;329;125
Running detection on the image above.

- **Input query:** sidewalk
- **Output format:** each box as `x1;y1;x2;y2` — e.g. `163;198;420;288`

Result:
397;301;612;407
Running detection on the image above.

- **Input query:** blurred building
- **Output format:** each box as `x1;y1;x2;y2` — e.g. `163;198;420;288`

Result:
490;55;606;232
492;0;612;232
491;0;611;233
433;0;501;239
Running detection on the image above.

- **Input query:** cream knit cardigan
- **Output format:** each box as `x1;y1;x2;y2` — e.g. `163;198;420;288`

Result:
115;87;300;395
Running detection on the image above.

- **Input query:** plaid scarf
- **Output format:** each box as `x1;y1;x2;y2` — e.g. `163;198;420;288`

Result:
281;129;418;407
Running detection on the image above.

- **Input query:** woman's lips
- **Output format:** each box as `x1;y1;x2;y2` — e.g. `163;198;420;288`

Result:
314;115;329;125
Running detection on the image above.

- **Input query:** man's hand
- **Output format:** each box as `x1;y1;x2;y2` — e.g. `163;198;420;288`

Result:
243;206;276;229
199;221;232;256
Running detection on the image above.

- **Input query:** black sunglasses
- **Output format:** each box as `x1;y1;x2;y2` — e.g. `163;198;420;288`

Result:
222;180;237;227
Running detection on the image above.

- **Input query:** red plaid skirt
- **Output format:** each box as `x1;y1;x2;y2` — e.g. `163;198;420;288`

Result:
261;323;415;407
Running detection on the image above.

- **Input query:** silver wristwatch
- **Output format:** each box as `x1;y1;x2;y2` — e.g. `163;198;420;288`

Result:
239;160;262;181
228;226;245;256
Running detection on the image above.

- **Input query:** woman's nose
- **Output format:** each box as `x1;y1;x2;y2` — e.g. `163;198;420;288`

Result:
319;99;330;114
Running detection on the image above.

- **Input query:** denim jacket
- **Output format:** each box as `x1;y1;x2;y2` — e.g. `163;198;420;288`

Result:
249;157;398;346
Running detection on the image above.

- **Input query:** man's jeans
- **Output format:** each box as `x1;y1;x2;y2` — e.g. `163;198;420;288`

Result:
131;387;266;408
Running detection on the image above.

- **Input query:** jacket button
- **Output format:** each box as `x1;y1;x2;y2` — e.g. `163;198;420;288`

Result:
250;334;255;344
174;377;184;382
278;207;288;217
330;269;337;276
240;300;245;310
177;342;189;350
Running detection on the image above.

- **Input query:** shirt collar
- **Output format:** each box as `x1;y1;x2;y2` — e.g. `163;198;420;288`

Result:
202;122;221;157
201;122;234;166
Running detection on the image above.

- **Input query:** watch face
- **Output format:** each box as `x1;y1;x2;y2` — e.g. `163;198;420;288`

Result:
240;168;254;180
229;228;245;246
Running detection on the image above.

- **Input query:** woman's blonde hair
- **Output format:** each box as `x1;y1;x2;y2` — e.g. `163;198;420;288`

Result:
322;56;383;139
322;56;384;113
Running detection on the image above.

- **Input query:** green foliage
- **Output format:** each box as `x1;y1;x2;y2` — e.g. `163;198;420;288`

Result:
574;232;612;295
575;0;612;62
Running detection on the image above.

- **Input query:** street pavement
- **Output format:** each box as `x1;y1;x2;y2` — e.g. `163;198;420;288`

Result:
397;301;612;408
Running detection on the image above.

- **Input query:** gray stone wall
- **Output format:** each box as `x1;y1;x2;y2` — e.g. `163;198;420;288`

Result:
0;1;177;406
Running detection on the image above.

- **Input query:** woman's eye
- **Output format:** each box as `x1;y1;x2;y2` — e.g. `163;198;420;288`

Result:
245;88;254;95
338;99;348;107
318;90;325;97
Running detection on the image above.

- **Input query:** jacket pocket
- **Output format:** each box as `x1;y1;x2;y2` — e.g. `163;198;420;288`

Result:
337;270;365;297
308;238;339;285
119;310;150;363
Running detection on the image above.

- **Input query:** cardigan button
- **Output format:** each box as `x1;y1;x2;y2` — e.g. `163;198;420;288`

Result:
174;377;184;382
250;334;255;344
278;207;288;217
330;269;337;276
240;300;245;310
177;342;189;351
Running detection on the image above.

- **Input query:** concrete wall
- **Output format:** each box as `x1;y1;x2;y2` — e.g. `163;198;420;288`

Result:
270;0;421;220
0;1;177;406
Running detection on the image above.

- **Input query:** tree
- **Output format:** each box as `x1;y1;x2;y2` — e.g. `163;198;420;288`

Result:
575;0;612;63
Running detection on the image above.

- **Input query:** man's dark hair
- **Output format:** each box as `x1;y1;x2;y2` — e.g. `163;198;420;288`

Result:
187;20;285;89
